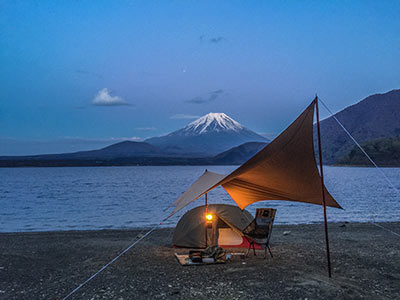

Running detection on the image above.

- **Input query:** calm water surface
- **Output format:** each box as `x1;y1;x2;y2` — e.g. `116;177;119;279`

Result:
0;166;399;232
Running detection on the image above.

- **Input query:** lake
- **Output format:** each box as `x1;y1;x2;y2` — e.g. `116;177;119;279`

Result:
0;166;399;232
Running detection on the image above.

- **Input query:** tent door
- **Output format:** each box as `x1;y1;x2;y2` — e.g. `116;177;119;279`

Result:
216;218;244;246
217;227;244;246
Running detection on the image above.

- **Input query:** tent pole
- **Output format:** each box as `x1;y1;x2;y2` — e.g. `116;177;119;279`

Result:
315;96;332;278
205;193;208;248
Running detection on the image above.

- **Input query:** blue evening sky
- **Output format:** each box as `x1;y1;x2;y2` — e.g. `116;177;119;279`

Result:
1;1;399;154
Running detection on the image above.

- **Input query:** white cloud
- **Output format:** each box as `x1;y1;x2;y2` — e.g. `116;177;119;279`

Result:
136;127;157;131
92;88;129;106
103;136;143;142
170;114;200;120
185;89;224;104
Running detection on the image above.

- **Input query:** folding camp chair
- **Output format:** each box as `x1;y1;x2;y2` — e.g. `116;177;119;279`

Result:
243;208;276;258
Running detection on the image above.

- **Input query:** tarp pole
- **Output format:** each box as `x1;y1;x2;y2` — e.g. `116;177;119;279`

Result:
315;96;332;278
205;192;208;248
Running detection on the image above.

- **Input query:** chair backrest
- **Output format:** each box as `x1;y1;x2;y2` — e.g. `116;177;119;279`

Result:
243;208;277;244
256;208;276;238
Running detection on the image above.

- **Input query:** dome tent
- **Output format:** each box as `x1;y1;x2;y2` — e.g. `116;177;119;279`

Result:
173;204;255;248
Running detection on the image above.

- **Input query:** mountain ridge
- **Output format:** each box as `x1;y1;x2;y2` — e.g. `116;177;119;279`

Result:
213;142;267;165
316;89;400;164
0;141;164;160
146;112;268;155
2;89;400;167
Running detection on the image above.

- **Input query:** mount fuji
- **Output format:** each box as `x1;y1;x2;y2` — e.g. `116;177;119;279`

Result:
146;113;268;155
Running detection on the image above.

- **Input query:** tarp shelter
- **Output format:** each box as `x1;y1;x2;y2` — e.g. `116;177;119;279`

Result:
173;204;255;248
168;98;342;276
168;100;341;214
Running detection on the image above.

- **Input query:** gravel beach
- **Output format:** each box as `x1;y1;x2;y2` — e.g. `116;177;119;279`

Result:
1;222;399;300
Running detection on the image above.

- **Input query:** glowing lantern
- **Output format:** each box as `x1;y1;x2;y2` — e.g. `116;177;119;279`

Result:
206;214;213;221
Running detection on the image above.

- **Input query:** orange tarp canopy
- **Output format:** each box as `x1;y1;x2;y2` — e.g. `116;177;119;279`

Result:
169;100;341;216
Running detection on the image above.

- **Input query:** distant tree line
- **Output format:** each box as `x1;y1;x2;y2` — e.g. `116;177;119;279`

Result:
338;137;400;167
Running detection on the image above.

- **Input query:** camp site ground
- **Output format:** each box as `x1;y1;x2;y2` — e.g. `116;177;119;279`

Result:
1;222;399;299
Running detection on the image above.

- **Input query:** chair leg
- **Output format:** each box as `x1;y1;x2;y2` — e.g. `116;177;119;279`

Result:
252;242;256;256
267;246;273;258
246;241;251;257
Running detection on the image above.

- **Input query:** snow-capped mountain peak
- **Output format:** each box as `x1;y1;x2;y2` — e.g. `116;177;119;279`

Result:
145;112;267;155
183;113;244;135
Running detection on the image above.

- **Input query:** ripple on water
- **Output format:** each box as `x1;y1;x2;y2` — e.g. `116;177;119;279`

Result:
0;165;399;232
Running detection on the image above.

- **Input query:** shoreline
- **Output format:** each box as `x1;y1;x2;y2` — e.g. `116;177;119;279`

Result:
2;163;400;168
1;222;399;299
1;220;399;235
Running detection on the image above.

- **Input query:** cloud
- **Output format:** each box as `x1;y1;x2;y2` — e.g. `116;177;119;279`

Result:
170;114;200;120
92;88;129;106
199;35;226;44
209;36;225;43
185;89;225;104
136;127;157;131
185;97;204;104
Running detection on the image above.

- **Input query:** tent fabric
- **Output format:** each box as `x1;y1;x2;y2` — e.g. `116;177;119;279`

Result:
172;204;254;248
169;100;341;216
219;101;341;209
169;170;227;215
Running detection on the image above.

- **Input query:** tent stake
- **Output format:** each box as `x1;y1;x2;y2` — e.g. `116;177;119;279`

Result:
315;96;332;278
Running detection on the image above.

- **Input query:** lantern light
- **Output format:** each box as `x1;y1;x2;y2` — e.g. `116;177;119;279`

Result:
206;214;213;221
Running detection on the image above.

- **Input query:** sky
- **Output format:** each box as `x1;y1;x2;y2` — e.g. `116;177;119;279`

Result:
1;0;400;155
